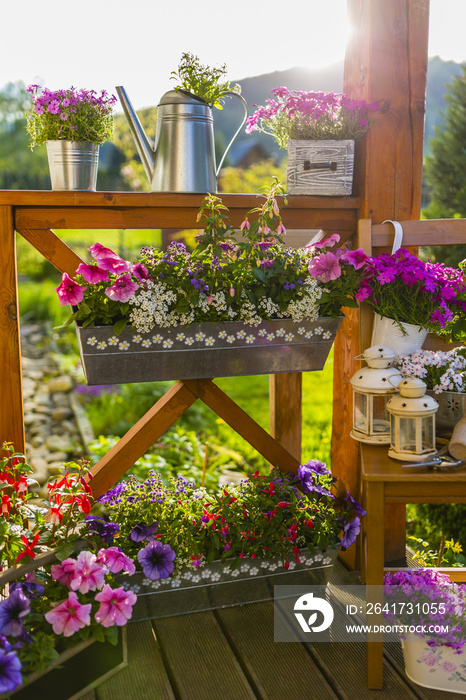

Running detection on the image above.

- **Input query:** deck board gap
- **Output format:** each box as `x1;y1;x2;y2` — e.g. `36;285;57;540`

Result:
149;620;182;700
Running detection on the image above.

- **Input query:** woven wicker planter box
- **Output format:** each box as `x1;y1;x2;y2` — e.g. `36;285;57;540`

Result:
287;139;355;195
76;317;342;385
119;547;338;621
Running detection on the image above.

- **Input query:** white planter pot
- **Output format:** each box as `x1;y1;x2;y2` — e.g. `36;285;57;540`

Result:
286;139;354;195
371;313;428;355
402;634;466;694
46;140;99;191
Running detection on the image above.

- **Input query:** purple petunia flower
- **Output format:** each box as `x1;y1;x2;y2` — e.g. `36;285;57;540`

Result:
137;541;176;580
344;491;367;517
0;647;22;694
340;517;361;548
0;591;30;637
85;515;120;545
129;521;159;543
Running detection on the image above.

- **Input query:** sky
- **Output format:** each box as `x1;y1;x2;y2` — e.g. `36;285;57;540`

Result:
1;0;464;110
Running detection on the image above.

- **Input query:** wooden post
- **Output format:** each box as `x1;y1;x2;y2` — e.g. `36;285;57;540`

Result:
0;207;25;452
333;0;430;566
269;373;302;462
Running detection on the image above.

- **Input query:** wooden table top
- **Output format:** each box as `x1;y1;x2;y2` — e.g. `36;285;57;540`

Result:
361;443;466;483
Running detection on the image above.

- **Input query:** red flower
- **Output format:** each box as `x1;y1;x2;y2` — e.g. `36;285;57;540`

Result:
15;533;40;563
1;495;11;515
262;482;275;496
284;560;290;570
277;501;289;508
76;495;91;514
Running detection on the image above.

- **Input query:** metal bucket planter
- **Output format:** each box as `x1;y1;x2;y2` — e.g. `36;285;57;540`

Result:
286;139;354;195
401;634;466;694
119;546;338;621
427;390;466;432
76;317;342;385
46;140;99;191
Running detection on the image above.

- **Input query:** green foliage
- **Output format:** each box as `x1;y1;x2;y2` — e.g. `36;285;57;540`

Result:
408;503;466;554
218;158;287;194
18;279;70;326
408;534;466;568
112;107;158;191
170;52;240;110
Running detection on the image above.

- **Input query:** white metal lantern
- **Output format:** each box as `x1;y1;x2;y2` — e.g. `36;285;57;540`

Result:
350;345;402;444
386;377;439;461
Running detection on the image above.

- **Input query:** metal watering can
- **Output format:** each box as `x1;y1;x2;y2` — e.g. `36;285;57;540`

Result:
116;86;248;193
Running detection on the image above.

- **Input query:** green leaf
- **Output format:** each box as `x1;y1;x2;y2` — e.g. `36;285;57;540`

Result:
113;318;128;335
54;541;76;562
252;268;267;284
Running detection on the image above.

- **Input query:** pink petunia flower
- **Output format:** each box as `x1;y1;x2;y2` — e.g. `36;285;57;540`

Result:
94;585;137;627
340;248;368;270
55;273;87;306
105;274;139;303
308;252;342;282
97;547;136;575
76;263;109;284
88;242;119;260
97;256;133;274
51;558;78;588
44;591;92;637
69;551;107;594
312;233;340;250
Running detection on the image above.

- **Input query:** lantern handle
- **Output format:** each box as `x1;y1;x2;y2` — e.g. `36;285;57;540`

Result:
387;373;402;389
382;220;404;254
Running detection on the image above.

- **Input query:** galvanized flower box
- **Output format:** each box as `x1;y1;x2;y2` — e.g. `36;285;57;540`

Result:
287;139;355;195
76;317;342;385
119;547;338;621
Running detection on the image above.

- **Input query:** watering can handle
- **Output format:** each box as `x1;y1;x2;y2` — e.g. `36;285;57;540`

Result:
216;92;249;177
382;219;404;254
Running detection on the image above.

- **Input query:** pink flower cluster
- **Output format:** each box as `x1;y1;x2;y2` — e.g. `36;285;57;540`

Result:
356;249;466;328
56;243;148;306
45;548;136;636
307;233;368;282
245;86;378;148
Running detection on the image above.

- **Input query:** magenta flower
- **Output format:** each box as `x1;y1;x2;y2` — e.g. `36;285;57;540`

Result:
340;248;368;270
44;592;92;637
94;585;137;627
340;517;361;548
69;551;106;594
132;263;150;281
76;263;109;284
55;273;87;306
97;547;136;575
97;256;133;274
88;243;118;260
51;558;78;588
105;274;139;302
308;252;342;282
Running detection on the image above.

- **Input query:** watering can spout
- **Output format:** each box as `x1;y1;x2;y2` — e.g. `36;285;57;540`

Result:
116;86;155;182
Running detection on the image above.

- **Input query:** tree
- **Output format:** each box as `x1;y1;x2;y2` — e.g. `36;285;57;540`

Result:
0;81;50;189
423;67;466;265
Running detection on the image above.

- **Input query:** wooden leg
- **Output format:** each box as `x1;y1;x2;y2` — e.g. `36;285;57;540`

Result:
366;481;385;689
0;207;25;453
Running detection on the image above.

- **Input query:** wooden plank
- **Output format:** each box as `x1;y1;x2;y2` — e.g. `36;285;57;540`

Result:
98;621;175;700
216;602;338;700
14;206;358;234
182;379;300;474
89;381;197;498
371;218;466;249
152;611;256;700
269;372;302;462
17;228;84;276
0;206;24;452
0;190;360;209
333;0;430;565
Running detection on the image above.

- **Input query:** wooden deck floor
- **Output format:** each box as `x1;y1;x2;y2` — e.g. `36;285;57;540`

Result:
72;559;466;700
